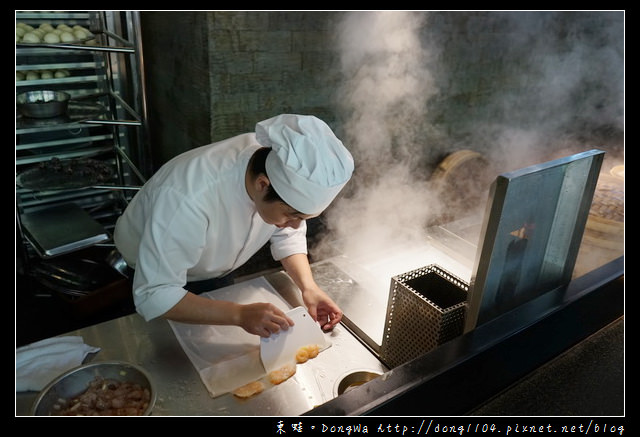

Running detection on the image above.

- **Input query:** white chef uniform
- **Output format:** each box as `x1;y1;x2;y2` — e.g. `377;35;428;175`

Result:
114;132;308;321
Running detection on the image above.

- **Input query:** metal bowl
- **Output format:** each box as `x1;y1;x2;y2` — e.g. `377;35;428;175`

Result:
30;361;156;416
335;370;382;396
17;90;70;118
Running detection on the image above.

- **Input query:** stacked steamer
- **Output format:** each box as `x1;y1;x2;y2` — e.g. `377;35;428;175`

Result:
574;164;624;278
16;21;93;44
16;21;95;82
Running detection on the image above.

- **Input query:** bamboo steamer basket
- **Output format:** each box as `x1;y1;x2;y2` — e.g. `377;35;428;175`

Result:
575;166;624;277
431;149;489;186
429;149;494;225
431;151;623;277
584;170;624;247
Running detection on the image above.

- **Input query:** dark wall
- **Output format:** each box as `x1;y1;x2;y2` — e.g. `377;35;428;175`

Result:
140;12;212;167
422;11;624;169
140;11;623;174
140;11;342;170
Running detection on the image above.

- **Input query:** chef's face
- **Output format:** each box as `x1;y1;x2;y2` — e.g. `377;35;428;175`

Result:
250;173;318;228
257;199;317;229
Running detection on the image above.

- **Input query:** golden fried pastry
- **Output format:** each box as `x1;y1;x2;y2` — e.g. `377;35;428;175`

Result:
268;363;296;385
296;348;310;363
232;380;265;398
306;344;319;358
295;344;320;363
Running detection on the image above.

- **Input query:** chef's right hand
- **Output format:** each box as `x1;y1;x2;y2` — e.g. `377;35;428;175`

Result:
237;302;294;338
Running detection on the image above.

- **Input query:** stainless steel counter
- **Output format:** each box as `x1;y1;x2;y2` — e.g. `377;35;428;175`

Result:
15;271;387;416
15;235;623;417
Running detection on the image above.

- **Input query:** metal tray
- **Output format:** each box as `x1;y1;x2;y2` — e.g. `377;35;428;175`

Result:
16;34;96;46
16;157;114;191
20;203;109;258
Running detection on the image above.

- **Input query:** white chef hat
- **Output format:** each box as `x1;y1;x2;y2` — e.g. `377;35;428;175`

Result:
256;114;354;215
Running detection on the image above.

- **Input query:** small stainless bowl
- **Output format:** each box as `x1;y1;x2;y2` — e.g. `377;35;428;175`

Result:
30;361;156;416
335;370;382;396
17;90;70;118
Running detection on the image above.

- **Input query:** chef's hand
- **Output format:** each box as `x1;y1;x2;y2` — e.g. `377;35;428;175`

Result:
301;286;343;331
237;302;294;338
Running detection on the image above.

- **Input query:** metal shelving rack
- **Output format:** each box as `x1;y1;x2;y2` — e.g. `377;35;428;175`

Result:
16;11;149;268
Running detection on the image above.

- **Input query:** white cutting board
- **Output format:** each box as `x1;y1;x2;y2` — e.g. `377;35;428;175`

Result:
260;306;331;373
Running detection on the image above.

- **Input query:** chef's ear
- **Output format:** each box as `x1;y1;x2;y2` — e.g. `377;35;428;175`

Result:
255;174;271;193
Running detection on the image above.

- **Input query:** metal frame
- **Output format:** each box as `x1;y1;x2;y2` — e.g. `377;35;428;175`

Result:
16;11;148;265
464;149;605;332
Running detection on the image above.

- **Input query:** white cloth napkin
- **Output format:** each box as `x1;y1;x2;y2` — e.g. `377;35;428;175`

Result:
15;336;101;392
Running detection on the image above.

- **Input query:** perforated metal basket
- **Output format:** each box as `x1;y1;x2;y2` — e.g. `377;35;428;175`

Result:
380;264;469;369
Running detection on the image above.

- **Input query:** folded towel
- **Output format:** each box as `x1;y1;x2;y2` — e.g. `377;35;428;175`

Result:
16;336;101;392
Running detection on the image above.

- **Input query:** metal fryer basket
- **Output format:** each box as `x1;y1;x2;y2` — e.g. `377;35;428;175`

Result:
380;264;469;368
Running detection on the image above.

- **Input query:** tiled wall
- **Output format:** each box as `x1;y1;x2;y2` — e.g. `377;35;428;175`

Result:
141;11;342;168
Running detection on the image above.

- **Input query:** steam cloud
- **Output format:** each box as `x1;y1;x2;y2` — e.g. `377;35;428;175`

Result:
469;11;625;169
316;11;444;259
313;11;624;263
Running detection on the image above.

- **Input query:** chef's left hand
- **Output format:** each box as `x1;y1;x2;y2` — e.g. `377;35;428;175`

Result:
301;286;342;331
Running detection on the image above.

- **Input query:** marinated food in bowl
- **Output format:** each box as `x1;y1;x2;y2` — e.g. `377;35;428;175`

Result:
51;376;151;416
31;361;156;416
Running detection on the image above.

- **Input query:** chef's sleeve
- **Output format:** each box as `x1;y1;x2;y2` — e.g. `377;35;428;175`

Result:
269;220;308;261
131;187;208;321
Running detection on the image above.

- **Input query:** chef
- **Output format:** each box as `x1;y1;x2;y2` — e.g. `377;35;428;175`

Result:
114;114;354;338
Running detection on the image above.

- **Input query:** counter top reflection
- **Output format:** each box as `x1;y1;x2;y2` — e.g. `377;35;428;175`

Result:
15;271;387;416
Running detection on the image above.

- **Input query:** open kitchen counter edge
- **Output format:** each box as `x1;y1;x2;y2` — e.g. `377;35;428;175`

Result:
304;255;624;416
